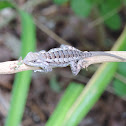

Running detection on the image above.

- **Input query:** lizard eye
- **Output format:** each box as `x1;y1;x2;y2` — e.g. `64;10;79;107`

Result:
31;60;36;63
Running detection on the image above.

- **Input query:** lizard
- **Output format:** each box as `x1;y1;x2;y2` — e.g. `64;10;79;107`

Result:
23;44;126;76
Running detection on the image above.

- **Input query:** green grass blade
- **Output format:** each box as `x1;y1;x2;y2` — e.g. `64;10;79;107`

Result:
46;82;84;126
5;71;32;126
5;10;36;126
19;10;36;57
0;1;36;126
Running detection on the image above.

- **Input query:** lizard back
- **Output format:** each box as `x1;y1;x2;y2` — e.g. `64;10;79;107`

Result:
39;46;84;65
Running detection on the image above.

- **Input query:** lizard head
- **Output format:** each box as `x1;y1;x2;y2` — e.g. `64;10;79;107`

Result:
23;52;39;66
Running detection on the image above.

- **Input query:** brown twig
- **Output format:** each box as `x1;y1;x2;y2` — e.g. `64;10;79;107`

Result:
34;18;70;45
0;51;126;74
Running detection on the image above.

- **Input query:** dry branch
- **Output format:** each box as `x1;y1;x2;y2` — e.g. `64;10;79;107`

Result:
0;51;126;74
81;51;126;68
0;60;39;74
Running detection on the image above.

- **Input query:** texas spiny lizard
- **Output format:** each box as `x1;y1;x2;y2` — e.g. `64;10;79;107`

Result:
23;45;125;76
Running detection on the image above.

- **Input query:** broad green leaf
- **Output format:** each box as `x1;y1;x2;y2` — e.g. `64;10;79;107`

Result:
71;0;93;17
106;0;122;10
0;0;15;10
88;0;103;4
100;0;122;30
113;79;126;97
54;0;69;5
100;0;122;11
104;13;121;30
124;0;126;5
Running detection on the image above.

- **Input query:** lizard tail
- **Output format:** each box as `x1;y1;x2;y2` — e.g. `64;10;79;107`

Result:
83;51;126;61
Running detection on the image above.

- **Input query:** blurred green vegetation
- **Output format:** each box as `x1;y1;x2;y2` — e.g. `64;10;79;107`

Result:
54;0;125;30
0;0;126;126
49;75;61;92
113;62;126;97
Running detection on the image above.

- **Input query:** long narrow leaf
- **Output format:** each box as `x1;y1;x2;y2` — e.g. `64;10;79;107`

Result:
5;11;36;126
0;1;36;126
46;82;84;126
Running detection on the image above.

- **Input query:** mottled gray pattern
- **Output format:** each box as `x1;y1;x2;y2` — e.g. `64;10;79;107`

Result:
23;45;125;76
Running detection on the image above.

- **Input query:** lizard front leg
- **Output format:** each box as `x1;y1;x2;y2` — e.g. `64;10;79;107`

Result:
34;67;52;73
34;63;53;73
24;57;53;73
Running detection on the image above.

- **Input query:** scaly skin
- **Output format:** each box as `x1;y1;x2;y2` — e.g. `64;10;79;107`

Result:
23;45;125;76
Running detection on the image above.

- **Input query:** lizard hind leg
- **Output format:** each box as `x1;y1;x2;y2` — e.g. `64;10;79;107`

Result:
70;60;88;76
70;61;81;76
